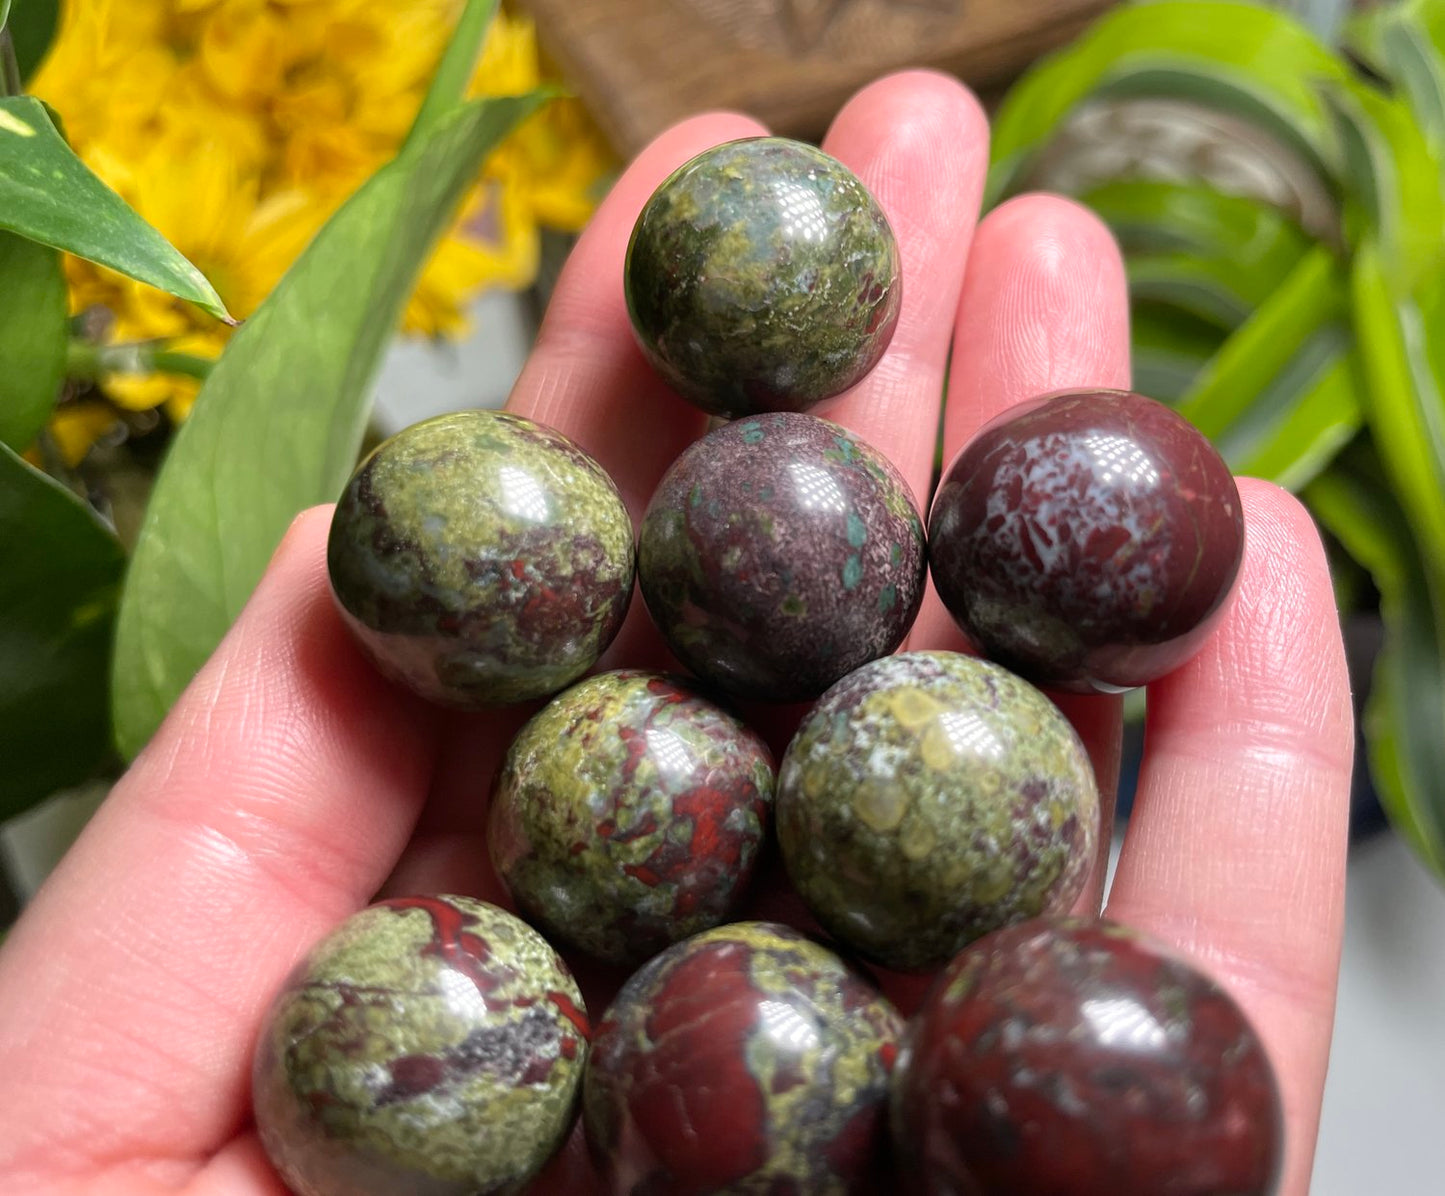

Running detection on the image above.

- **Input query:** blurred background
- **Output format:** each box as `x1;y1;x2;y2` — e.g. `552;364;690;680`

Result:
2;1;1444;1188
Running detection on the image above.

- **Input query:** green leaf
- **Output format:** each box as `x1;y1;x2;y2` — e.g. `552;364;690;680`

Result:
1307;443;1445;879
1351;238;1445;584
110;90;552;760
1084;180;1313;328
1;3;12;33
1176;245;1361;489
1347;0;1445;152
1326;81;1445;293
0;96;230;322
988;0;1352;205
0;229;66;450
7;0;59;84
405;0;498;149
1130;302;1225;402
0;442;124;821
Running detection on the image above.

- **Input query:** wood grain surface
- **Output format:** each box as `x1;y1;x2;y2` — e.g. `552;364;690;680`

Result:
514;0;1115;154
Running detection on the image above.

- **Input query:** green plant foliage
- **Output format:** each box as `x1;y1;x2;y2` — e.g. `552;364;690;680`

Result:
0;230;66;451
1309;444;1445;876
988;0;1352;205
0;96;230;321
1176;247;1362;489
0;443;124;821
5;0;58;84
110;87;552;758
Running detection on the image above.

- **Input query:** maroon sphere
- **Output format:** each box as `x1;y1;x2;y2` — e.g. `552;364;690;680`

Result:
928;389;1243;692
891;918;1283;1196
584;922;903;1194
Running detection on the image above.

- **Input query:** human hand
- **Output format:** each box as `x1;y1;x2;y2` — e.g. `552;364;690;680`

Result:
0;72;1352;1196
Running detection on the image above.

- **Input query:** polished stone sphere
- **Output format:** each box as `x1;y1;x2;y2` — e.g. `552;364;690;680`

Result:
252;896;589;1196
583;922;902;1193
776;651;1098;972
625;137;901;417
638;412;926;702
891;917;1284;1196
327;410;634;708
488;670;775;966
928;389;1244;692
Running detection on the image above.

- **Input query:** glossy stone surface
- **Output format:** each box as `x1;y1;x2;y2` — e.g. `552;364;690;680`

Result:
892;918;1284;1196
252;896;590;1196
327;410;634;708
776;652;1098;972
584;921;903;1194
488;670;775;965
638;413;926;702
929;389;1244;693
626;137;901;418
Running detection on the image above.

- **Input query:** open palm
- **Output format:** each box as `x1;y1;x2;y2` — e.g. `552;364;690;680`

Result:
0;72;1353;1196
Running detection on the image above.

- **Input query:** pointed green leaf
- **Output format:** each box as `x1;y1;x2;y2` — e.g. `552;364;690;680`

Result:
1351;238;1445;584
405;0;498;149
110;90;552;760
1327;82;1445;292
1348;0;1445;152
0;442;124;821
1176;246;1361;488
0;229;66;450
6;0;59;84
0;96;230;322
1307;444;1445;879
988;1;1351;205
1;3;13;33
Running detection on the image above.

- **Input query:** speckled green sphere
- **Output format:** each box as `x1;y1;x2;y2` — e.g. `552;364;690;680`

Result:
252;896;589;1196
776;652;1099;972
488;670;775;965
327;410;634;708
625;137;902;418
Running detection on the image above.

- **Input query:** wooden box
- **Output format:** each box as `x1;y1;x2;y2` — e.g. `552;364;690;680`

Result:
514;0;1116;155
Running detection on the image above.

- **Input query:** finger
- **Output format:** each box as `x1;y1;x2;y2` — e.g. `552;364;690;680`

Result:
815;70;989;503
506;111;768;522
386;114;772;907
908;193;1132;909
1105;480;1353;1196
0;507;440;1177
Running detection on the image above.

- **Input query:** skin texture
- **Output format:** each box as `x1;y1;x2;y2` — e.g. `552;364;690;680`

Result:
626;137;901;417
638;412;926;701
928;389;1244;692
891;918;1283;1196
583;922;903;1194
488;670;775;965
327;410;634;708
776;652;1099;972
251;896;589;1196
0;74;1352;1196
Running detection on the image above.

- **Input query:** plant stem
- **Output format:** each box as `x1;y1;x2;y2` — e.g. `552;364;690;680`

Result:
0;30;21;98
66;340;215;382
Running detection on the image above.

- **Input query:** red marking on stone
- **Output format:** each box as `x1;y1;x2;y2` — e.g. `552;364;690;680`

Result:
624;863;662;886
385;1053;447;1101
880;1041;898;1072
561;1035;579;1060
569;841;587;856
510;558;527;580
548;991;592;1041
380;896;500;995
520;1055;557;1085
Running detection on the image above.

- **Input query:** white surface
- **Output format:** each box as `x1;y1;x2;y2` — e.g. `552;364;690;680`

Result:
1313;834;1445;1194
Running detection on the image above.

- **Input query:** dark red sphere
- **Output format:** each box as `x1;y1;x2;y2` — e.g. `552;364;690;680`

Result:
928;389;1243;692
891;918;1284;1196
584;922;903;1194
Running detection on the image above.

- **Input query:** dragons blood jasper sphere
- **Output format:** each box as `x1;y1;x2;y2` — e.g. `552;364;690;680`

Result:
928;388;1244;692
488;670;775;965
776;651;1098;972
625;137;902;417
584;922;903;1194
892;918;1284;1196
638;413;926;702
252;896;589;1196
327;410;634;708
